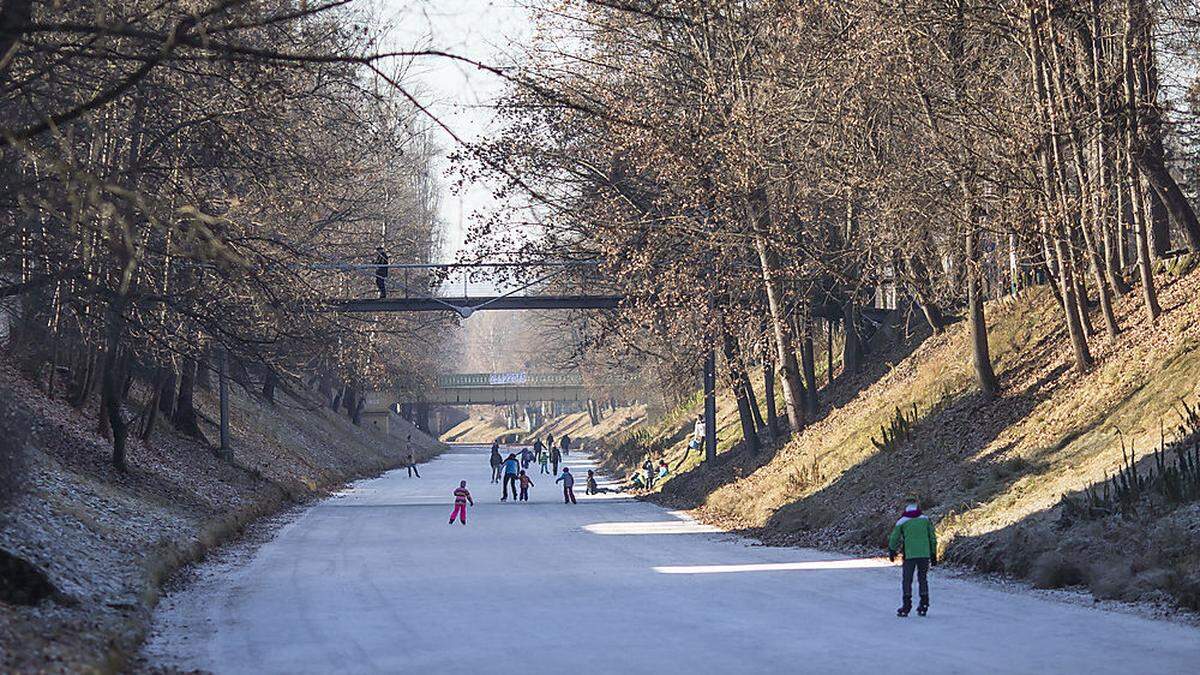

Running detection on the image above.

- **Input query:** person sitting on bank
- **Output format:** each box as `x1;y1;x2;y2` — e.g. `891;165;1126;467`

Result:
675;414;705;470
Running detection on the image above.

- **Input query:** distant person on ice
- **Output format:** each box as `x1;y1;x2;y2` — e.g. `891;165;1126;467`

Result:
520;445;535;469
556;467;577;504
560;433;571;457
550;443;562;476
374;246;389;299
449;481;473;525
675;414;706;470
888;494;938;617
501;453;520;501
518;470;534;502
406;435;420;478
489;443;503;484
538;446;550;474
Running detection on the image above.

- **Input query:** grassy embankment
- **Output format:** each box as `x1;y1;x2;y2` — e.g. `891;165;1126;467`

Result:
605;259;1200;610
0;366;444;673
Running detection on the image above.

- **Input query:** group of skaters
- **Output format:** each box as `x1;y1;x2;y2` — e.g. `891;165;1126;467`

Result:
489;434;571;480
447;429;940;618
486;433;578;504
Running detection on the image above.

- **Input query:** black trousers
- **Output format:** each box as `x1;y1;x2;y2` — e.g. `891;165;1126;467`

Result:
407;464;420;478
901;557;930;603
502;474;518;500
376;275;387;298
491;465;501;483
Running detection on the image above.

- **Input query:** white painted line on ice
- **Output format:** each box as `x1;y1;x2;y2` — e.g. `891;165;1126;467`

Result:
653;558;897;574
582;521;724;535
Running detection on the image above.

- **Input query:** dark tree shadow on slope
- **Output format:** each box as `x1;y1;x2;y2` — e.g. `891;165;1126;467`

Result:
945;422;1200;611
656;315;935;510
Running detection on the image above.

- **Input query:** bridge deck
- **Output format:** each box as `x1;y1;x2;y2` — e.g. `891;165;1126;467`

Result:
339;295;622;313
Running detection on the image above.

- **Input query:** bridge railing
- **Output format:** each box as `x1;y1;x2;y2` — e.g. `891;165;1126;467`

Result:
436;373;636;388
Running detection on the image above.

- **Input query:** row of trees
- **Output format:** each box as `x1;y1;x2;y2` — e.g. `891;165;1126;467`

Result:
0;1;454;469
464;0;1200;450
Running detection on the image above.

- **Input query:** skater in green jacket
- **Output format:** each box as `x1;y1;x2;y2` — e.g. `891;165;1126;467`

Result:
887;493;937;617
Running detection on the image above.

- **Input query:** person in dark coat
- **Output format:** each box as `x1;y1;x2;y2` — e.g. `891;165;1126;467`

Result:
374;246;389;299
489;443;503;483
501;453;521;501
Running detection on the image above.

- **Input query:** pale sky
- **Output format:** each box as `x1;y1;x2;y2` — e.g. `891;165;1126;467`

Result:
376;0;534;262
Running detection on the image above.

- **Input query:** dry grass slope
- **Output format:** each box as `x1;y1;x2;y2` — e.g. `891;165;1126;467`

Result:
627;264;1200;611
0;365;444;672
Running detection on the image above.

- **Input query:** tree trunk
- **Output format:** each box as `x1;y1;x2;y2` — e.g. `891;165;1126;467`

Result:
762;358;777;437
753;231;804;432
195;343;211;390
1131;169;1162;321
1071;260;1095;339
826;318;834;386
1053;232;1095;370
966;225;1000;398
100;301;129;470
1148;189;1171;257
1136;154;1200;252
157;365;177;418
721;323;759;453
840;301;860;378
800;318;818;415
173;355;202;438
69;349;96;408
262;368;277;404
703;346;716;462
140;367;167;441
218;348;231;461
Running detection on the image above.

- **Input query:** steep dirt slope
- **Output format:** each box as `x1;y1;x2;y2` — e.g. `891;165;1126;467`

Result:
0;366;444;673
624;264;1200;611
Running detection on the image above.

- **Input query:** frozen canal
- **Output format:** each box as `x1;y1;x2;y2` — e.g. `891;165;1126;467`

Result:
144;445;1200;674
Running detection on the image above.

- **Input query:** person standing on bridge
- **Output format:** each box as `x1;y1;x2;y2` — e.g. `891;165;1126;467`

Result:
406;436;420;478
556;466;576;504
489;443;503;483
449;480;473;525
374;246;389;299
501;453;520;501
549;443;561;477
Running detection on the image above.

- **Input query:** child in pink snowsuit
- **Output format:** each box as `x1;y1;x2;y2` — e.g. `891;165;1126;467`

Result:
449;481;473;525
